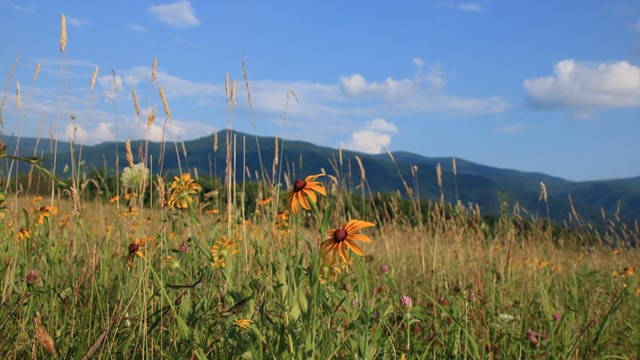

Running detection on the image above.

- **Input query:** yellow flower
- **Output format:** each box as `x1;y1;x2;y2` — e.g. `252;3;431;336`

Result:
286;174;326;213
168;173;202;210
31;196;42;205
235;319;251;330
17;227;31;240
36;206;58;225
126;236;151;269
623;267;634;276
109;196;119;204
210;237;239;268
321;220;375;264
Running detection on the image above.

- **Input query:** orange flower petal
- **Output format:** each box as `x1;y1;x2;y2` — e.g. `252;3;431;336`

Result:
344;220;375;233
347;233;372;243
345;240;364;256
298;192;311;210
306;182;327;196
303;188;318;204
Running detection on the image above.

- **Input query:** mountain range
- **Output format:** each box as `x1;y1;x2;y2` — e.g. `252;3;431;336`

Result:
3;131;639;224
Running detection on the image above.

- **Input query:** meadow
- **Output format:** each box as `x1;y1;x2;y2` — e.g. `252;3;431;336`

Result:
1;14;639;359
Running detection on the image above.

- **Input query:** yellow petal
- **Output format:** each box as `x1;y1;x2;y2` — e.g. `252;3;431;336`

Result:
298;192;311;210
303;188;318;203
344;220;375;233
306;182;327;196
345;240;364;256
347;233;372;243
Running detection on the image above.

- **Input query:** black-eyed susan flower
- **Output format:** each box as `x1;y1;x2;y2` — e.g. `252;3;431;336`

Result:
168;173;202;210
36;206;58;225
17;227;31;240
235;319;251;330
126;236;151;269
286;174;326;214
321;220;375;264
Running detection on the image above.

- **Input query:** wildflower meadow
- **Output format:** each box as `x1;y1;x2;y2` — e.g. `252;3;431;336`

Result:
0;13;639;359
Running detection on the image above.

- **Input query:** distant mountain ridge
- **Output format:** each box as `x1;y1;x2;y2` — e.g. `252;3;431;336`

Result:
3;131;639;223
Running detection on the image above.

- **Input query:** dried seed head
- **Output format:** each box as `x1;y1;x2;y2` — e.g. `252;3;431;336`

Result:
90;66;99;93
33;63;41;83
125;138;134;168
147;105;157;128
436;163;443;188
156;175;165;208
152;58;157;84
452;157;457;176
230;80;237;107
60;14;67;52
16;81;20;110
225;72;229;102
539;181;548;203
159;86;170;118
213;131;218;152
71;185;81;216
132;89;140;117
34;312;57;355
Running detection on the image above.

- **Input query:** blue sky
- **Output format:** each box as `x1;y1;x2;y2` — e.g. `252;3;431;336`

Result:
1;1;640;181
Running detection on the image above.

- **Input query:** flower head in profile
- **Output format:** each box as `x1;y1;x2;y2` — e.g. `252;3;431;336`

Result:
37;206;58;225
168;173;202;210
286;174;326;214
126;236;151;269
321;220;375;264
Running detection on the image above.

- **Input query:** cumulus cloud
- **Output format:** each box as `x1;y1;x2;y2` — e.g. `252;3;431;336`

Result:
149;1;200;27
341;118;398;154
127;24;149;33
339;58;508;115
436;2;485;12
524;59;640;112
66;16;90;27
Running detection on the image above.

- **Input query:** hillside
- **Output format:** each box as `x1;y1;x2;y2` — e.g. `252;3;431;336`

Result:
4;130;639;223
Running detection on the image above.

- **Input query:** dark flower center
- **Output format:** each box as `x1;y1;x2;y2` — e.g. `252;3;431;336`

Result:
129;243;140;254
334;229;347;243
293;179;306;192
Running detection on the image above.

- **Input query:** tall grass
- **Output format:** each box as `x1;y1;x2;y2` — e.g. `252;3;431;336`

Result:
0;14;639;359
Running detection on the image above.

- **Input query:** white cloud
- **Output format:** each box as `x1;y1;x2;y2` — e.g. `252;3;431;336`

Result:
494;123;525;133
524;59;640;112
1;1;36;13
436;2;485;12
339;60;508;115
149;1;200;28
341;118;398;154
127;24;149;33
67;16;90;27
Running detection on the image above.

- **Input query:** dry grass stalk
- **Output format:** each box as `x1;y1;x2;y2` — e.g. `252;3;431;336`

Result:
0;51;20;129
90;66;99;93
15;81;20;110
274;136;279;166
34;312;57;355
181;141;187;158
230;80;237;108
568;194;581;224
339;145;343;166
156;175;165;208
452;157;457;176
132;89;140;117
225;72;229;102
60;14;67;52
539;182;548;203
436;163;443;188
152;58;157;85
71;185;81;215
33;63;41;83
147;105;157;128
213;131;218;152
355;156;366;182
158;86;170;118
125;138;134;168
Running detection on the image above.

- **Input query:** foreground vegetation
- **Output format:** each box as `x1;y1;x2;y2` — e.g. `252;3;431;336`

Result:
1;14;639;358
0;166;638;358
